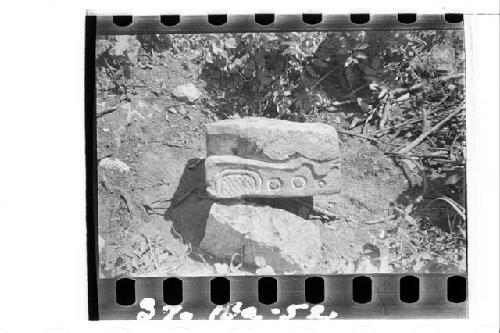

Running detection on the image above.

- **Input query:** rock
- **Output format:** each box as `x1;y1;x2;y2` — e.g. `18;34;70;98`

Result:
99;157;130;173
98;235;105;254
206;117;339;161
206;155;340;198
204;117;341;198
255;265;275;275
172;83;202;102
199;202;321;273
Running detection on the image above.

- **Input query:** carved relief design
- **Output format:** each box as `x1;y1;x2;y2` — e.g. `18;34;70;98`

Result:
214;169;262;197
291;176;306;189
206;155;340;198
268;178;283;191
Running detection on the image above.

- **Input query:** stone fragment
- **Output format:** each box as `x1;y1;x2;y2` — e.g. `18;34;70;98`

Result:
199;202;321;274
204;117;341;198
172;83;202;102
205;155;340;198
99;157;131;173
206;117;339;161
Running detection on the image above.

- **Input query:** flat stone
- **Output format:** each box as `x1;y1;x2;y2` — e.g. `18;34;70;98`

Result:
206;117;339;161
205;155;340;198
204;117;341;198
199;202;321;274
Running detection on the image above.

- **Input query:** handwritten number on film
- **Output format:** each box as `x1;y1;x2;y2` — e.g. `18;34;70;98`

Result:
137;298;338;320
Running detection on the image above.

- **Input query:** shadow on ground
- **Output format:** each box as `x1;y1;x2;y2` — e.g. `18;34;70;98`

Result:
164;158;214;248
394;168;466;232
164;158;315;264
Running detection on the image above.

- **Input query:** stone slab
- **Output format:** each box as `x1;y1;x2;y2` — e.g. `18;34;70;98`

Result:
205;117;340;161
199;202;321;274
205;155;340;198
204;117;341;198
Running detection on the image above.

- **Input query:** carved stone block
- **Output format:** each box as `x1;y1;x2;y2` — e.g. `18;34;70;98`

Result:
205;117;341;198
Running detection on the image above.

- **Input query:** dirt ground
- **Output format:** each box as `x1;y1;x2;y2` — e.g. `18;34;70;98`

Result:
96;47;466;278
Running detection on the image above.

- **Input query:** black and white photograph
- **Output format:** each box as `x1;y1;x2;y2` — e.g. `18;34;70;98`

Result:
1;0;499;330
96;28;466;279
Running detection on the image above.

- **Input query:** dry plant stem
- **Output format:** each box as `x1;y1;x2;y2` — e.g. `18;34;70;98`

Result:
342;83;370;99
378;96;390;130
433;196;466;220
197;253;208;265
397;106;464;154
171;187;197;208
362;214;396;224
97;107;118;118
337;129;379;144
100;174;111;192
373;113;441;136
373;95;453;136
433;73;465;82
422;108;429;133
386;151;449;159
311;68;336;89
362;107;377;134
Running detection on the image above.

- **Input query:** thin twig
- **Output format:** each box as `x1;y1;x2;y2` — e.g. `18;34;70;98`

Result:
432;73;465;82
377;96;390;130
422;107;429;133
385;151;449;159
311;68;336;89
165;142;185;148
341;83;370;99
373;95;454;136
171;187;197;208
375;114;440;136
397;105;464;154
100;174;111;192
96;107;118;118
362;107;377;134
337;129;380;143
362;214;396;225
116;188;133;214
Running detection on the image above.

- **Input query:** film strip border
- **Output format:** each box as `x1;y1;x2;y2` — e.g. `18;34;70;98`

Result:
94;14;464;35
87;14;467;320
97;274;467;320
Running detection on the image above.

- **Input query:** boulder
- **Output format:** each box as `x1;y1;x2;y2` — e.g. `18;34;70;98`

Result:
204;117;341;198
199;202;321;274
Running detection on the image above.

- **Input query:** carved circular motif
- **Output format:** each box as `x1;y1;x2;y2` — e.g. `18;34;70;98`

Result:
291;176;306;189
268;178;282;191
